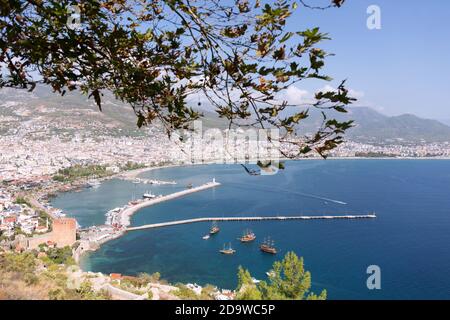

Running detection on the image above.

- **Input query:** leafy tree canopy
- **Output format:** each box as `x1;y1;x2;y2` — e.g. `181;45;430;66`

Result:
1;0;353;157
236;251;326;300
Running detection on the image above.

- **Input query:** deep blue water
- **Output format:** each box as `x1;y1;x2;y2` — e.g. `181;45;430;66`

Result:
52;160;450;299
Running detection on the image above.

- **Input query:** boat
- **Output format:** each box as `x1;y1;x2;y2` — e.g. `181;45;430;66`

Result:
260;237;277;254
202;235;210;240
239;229;256;242
209;221;220;235
87;180;101;188
252;277;261;284
142;191;156;199
266;270;275;277
219;243;236;255
186;183;193;189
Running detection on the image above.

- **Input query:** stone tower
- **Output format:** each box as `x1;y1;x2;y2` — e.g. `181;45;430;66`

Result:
51;218;77;248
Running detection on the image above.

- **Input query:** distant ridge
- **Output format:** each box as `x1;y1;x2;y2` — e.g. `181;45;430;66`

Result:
341;107;450;143
293;107;450;144
1;85;450;143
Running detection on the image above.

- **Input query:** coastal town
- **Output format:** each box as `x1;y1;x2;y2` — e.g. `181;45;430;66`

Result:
2;84;450;300
3;131;450;181
2;0;450;304
2;121;450;250
0;174;234;300
1;131;447;299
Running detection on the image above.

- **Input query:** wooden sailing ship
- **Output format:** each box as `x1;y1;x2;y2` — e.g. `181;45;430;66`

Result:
239;229;256;242
260;237;277;254
219;242;236;255
209;221;220;235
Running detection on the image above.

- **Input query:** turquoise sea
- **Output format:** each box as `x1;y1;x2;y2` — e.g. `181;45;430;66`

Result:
51;160;450;299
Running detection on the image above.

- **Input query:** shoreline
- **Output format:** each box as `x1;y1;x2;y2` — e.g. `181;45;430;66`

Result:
75;180;221;264
51;157;450;269
88;155;450;190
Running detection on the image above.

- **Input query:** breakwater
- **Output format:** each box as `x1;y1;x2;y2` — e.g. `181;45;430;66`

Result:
126;214;376;231
118;180;221;227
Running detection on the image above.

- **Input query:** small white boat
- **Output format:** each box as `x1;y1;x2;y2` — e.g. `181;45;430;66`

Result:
202;235;210;240
143;191;156;199
87;180;101;188
252;277;261;284
266;270;275;277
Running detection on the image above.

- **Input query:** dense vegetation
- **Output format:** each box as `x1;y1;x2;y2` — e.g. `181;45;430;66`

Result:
13;196;32;206
0;251;110;300
52;164;113;182
38;245;76;265
172;284;217;300
0;249;323;300
236;251;326;300
121;161;147;171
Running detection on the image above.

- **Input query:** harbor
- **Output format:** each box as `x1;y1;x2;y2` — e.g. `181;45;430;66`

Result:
118;179;221;228
50;160;450;298
76;174;376;263
77;179;222;248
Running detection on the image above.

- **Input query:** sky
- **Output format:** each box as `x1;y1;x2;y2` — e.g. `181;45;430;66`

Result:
7;1;449;121
283;0;450;120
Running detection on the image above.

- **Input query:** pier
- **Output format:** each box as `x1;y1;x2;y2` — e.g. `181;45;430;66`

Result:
126;214;376;231
119;180;221;227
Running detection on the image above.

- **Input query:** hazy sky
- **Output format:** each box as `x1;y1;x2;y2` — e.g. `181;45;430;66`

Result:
284;0;450;120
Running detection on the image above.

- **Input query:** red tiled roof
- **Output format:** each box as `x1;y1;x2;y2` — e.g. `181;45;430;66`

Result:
110;273;122;280
4;217;17;223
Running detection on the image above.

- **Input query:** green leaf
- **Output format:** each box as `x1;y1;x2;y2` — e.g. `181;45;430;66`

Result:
89;89;102;111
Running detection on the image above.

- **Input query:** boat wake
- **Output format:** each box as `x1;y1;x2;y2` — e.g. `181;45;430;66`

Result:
230;182;347;205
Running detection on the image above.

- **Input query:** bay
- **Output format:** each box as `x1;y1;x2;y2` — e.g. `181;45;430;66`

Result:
52;160;450;299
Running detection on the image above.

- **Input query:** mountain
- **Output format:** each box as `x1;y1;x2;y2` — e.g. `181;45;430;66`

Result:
0;85;145;138
1;85;450;144
438;119;450;127
339;107;450;144
0;85;229;138
293;107;450;144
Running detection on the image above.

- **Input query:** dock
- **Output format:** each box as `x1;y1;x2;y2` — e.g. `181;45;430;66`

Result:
126;214;376;231
119;180;221;227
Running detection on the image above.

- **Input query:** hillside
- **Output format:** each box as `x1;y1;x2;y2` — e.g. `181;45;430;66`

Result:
293;107;450;144
0;85;146;138
2;85;450;144
0;85;229;139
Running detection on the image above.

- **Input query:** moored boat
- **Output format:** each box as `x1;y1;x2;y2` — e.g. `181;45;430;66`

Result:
87;180;101;188
239;229;256;242
142;191;156;199
260;237;277;254
266;270;275;277
219;243;236;255
209;221;220;235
